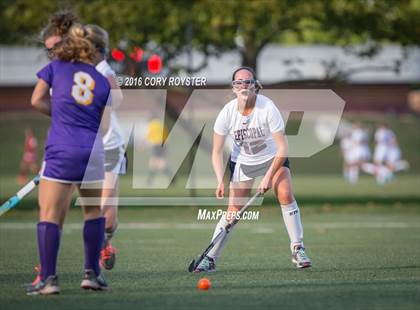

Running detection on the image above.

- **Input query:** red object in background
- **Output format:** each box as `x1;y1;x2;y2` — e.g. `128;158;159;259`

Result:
148;54;162;74
111;48;125;62
130;47;143;63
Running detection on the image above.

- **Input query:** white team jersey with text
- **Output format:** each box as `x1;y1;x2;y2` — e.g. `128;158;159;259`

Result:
96;60;125;150
374;127;399;163
214;94;285;165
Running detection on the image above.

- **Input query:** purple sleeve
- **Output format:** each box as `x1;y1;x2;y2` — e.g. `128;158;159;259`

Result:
36;62;54;86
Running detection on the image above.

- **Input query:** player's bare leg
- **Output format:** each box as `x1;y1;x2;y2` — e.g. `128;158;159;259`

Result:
100;172;119;270
272;167;311;268
195;180;253;272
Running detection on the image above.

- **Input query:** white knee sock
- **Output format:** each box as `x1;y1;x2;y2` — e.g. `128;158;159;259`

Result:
281;201;304;252
348;166;359;184
376;165;391;184
343;167;350;182
207;216;232;261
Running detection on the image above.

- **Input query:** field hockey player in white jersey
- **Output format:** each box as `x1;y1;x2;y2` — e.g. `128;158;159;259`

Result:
194;67;311;272
86;24;126;270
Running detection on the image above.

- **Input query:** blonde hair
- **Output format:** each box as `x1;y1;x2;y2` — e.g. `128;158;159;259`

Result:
85;24;109;52
53;24;96;64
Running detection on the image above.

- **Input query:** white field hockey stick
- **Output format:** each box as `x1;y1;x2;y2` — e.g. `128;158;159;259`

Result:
188;191;263;272
0;175;40;217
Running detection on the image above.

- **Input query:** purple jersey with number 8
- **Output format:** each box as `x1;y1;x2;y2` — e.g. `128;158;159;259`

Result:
37;60;110;183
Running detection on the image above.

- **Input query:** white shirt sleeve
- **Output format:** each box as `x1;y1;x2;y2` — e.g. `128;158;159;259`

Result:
214;106;229;136
267;101;285;133
96;60;116;78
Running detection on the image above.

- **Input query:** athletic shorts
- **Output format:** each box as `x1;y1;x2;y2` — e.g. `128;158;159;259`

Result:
229;157;290;182
105;145;127;174
40;144;104;183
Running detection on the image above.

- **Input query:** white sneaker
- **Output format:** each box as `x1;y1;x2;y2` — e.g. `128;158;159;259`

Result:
292;246;312;269
194;256;216;273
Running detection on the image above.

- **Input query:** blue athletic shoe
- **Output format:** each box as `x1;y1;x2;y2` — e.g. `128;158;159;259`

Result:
26;275;60;295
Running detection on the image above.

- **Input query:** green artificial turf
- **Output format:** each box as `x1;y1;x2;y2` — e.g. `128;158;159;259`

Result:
1;204;419;309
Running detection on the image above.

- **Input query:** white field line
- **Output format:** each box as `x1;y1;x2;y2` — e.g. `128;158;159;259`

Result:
0;222;418;230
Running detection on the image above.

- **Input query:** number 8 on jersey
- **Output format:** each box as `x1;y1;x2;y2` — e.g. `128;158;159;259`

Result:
71;71;95;105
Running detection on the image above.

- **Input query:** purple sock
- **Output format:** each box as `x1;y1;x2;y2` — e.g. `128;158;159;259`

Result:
83;217;105;276
37;222;60;281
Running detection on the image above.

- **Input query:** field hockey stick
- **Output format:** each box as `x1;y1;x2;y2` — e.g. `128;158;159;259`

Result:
0;175;40;217
188;191;263;272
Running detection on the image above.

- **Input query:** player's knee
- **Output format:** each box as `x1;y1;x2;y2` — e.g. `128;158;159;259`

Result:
39;204;61;223
276;187;294;204
83;205;102;220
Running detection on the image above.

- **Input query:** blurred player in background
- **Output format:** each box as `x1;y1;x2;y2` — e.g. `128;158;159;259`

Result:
17;128;39;185
374;123;394;164
26;24;111;295
339;131;353;182
85;24;125;270
364;123;409;184
145;115;173;184
372;123;396;184
347;122;371;184
384;130;410;179
194;67;311;272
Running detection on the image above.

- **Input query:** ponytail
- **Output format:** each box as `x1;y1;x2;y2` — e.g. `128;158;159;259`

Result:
53;24;96;64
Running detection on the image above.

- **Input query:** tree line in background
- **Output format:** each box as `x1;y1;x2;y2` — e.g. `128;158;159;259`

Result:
1;0;419;78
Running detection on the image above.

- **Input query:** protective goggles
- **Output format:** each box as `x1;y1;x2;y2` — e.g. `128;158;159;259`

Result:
232;79;256;88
